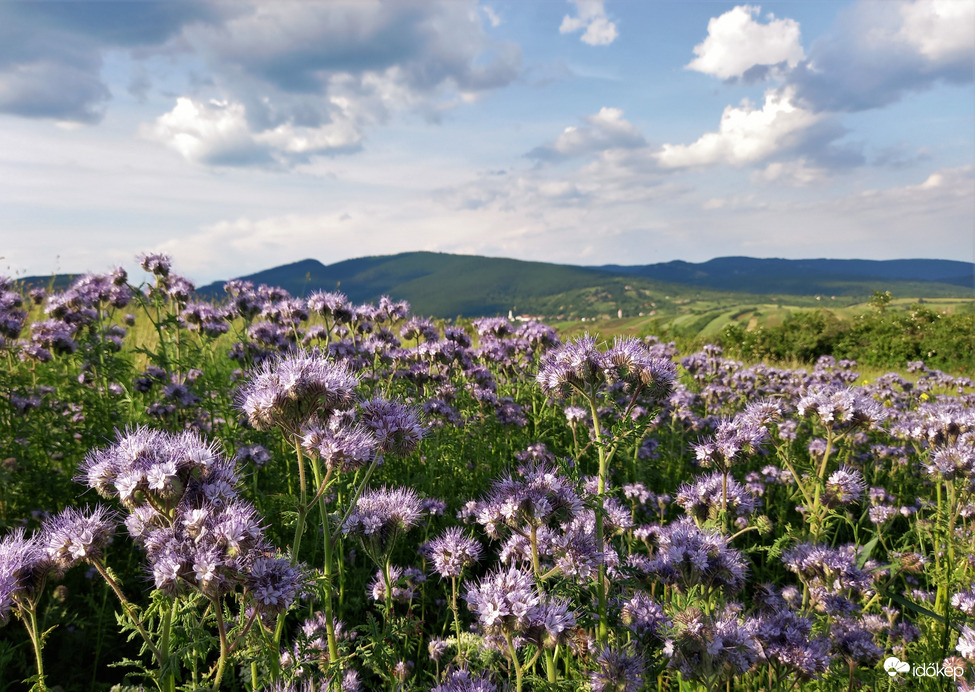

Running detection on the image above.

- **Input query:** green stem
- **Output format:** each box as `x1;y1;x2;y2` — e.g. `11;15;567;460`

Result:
505;633;523;692
91;560;162;663
24;602;48;691
159;598;177;692
589;396;609;648
310;456;340;665
212;598;229;691
545;648;557;683
275;437;310;655
450;576;465;666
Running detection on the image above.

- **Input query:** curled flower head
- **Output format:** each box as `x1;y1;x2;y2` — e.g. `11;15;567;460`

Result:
139;252;172;277
825;466;866;507
246;555;309;615
302;420;377;473
359;397;425;456
0;529;50;623
236;350;358;432
536;334;606;398
797;387;887;431
424;527;482;579
465;565;540;636
343;486;425;560
41;505;116;572
605;336;677;400
590;646;645;692
432;670;497;692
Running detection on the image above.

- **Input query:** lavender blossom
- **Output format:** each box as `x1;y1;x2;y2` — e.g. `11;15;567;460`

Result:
359;397;425;456
589;646;645;692
431;670;497;692
236;350;358;432
465;565;540;636
647;518;747;595
424;527;482;579
0;529;49;624
665;605;760;685
675;471;758;522
343;486;425;558
41;505;116;572
536;334;607;398
824;466;866;506
301;420;377;473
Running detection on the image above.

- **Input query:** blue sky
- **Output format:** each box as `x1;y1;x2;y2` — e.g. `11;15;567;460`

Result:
1;0;972;284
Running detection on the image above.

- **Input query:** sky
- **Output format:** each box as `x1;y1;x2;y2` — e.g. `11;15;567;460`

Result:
1;0;973;285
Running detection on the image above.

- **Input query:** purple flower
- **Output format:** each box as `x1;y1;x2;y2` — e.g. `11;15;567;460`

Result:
236;350;358;432
246;555;308;615
465;565;540;635
359;397;424;456
754;609;831;678
665;605;760;684
432;670;497;692
782;543;872;599
41;505;116;572
307;291;353;324
957;625;975;662
605;336;677;399
620;591;670;639
675;471;758;522
424;527;482;579
302;420;377;473
589;646;645;692
824;466;866;506
536;334;606;398
0;529;49;623
139;252;172;277
368;565;425;603
473;463;583;538
647;518;747;595
797;386;887;430
343;486;425;558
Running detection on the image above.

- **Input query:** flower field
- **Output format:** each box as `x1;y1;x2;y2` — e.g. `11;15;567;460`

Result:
1;254;973;691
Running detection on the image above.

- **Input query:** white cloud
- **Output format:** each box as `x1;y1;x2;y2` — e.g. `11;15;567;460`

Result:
687;5;804;80
143;98;273;166
898;0;975;64
656;87;821;168
559;0;618;46
528;107;646;161
751;158;829;186
144;94;368;167
789;0;974;112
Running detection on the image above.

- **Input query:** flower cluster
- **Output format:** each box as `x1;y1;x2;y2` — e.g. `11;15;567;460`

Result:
78;427;307;611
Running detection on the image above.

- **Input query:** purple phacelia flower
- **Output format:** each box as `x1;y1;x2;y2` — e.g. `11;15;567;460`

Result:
589;646;645;692
41;505;116;572
424;527;482;579
465;565;540;635
343;486;425;558
236;350;358;432
302;420;377;473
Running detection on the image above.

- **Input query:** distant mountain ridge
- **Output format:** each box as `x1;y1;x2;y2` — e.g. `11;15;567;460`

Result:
18;252;973;319
590;257;974;294
190;252;972;317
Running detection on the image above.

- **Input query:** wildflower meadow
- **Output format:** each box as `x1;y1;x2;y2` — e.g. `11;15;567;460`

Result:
1;253;973;691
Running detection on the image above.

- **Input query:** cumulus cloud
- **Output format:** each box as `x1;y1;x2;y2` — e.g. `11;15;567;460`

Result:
559;0;618;46
143;94;368;167
527;107;646;161
789;0;974;112
141;1;521;167
751;159;828;187
0;2;223;123
656;87;822;168
687;5;804;81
